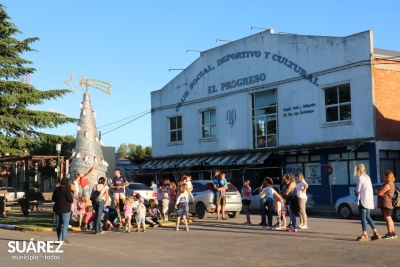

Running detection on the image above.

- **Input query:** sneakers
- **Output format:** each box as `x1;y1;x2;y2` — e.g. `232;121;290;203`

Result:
274;226;282;230
261;226;266;230
186;227;189;231
175;228;179;231
243;222;252;225
287;228;297;232
382;232;397;239
299;225;308;229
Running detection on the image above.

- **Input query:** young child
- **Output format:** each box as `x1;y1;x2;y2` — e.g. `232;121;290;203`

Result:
162;193;170;221
274;194;287;230
103;206;121;230
175;186;189;231
136;197;147;232
219;172;228;198
77;197;87;229
169;182;177;217
241;179;252;225
83;206;94;230
124;197;134;232
146;199;159;227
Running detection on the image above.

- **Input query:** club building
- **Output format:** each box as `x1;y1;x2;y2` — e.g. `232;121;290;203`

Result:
140;29;400;205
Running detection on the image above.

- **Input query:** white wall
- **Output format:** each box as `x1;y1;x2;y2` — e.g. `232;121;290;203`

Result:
151;30;374;157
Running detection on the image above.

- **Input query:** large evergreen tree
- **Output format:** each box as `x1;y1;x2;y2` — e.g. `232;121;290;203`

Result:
0;4;77;156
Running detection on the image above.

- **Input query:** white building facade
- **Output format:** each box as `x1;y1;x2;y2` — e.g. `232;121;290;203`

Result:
143;29;400;205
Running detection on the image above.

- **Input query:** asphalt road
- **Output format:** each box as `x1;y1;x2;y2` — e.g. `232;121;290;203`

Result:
0;213;399;267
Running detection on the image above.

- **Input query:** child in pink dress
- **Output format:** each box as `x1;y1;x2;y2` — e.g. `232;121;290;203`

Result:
124;197;134;233
83;206;94;230
77;197;88;229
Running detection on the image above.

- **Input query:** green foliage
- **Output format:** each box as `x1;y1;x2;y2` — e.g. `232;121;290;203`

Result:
129;144;152;160
0;4;77;156
119;143;152;160
118;143;128;159
30;135;76;156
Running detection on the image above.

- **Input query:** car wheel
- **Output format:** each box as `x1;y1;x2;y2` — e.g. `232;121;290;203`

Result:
392;207;400;222
228;212;238;218
338;204;352;219
196;203;209;219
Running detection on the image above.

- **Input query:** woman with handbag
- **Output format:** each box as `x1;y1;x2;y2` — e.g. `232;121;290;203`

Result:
284;174;299;233
92;177;109;235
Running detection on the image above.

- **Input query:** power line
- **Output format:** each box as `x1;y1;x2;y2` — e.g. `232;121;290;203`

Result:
98;110;151;129
100;110;151;136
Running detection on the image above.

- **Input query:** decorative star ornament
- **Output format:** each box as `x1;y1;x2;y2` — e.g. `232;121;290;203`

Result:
63;71;84;94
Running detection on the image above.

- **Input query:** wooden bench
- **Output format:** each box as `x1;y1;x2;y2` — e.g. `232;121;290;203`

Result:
29;200;40;211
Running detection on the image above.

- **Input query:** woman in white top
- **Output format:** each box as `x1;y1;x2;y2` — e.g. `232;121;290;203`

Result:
92;177;109;235
295;173;308;229
260;177;284;230
354;164;381;241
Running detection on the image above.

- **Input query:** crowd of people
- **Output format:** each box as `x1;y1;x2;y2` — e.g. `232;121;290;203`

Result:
52;163;397;245
51;165;198;245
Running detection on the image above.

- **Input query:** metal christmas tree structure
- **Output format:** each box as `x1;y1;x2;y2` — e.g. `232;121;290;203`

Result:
65;73;112;188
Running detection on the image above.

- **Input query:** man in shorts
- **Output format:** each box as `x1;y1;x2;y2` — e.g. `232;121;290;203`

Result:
110;168;129;209
213;169;227;220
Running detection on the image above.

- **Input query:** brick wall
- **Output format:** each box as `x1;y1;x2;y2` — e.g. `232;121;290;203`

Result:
373;58;400;140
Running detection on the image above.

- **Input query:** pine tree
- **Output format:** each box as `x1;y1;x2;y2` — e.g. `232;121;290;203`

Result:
0;4;77;156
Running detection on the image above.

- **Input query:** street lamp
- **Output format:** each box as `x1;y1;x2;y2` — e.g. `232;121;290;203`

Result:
56;144;61;181
4;153;9;189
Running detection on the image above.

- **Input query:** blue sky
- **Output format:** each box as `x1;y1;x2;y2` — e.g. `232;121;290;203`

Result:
3;0;399;150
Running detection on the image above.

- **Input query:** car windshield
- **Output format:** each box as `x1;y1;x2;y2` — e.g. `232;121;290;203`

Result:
128;183;150;190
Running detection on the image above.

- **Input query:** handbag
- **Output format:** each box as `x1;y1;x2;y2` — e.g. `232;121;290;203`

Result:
259;190;267;199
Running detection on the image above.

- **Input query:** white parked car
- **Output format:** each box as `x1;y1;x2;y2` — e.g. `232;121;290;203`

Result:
189;180;242;219
243;185;315;211
335;183;400;221
0;187;25;202
124;182;157;207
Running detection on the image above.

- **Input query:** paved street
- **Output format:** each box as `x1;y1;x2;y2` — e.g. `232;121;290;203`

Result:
0;213;399;267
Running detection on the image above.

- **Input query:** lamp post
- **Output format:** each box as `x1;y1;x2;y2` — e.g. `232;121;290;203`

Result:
4;153;10;189
56;144;61;182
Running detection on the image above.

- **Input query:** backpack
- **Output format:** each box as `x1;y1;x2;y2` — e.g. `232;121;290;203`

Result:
392;187;400;207
90;185;105;205
90;190;101;205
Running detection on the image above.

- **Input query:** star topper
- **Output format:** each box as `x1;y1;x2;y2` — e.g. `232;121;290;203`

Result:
63;71;84;94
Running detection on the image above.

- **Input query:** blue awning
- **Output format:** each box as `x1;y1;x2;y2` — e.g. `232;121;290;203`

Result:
140;160;161;169
203;154;240;166
231;151;272;165
176;156;210;168
156;158;184;169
